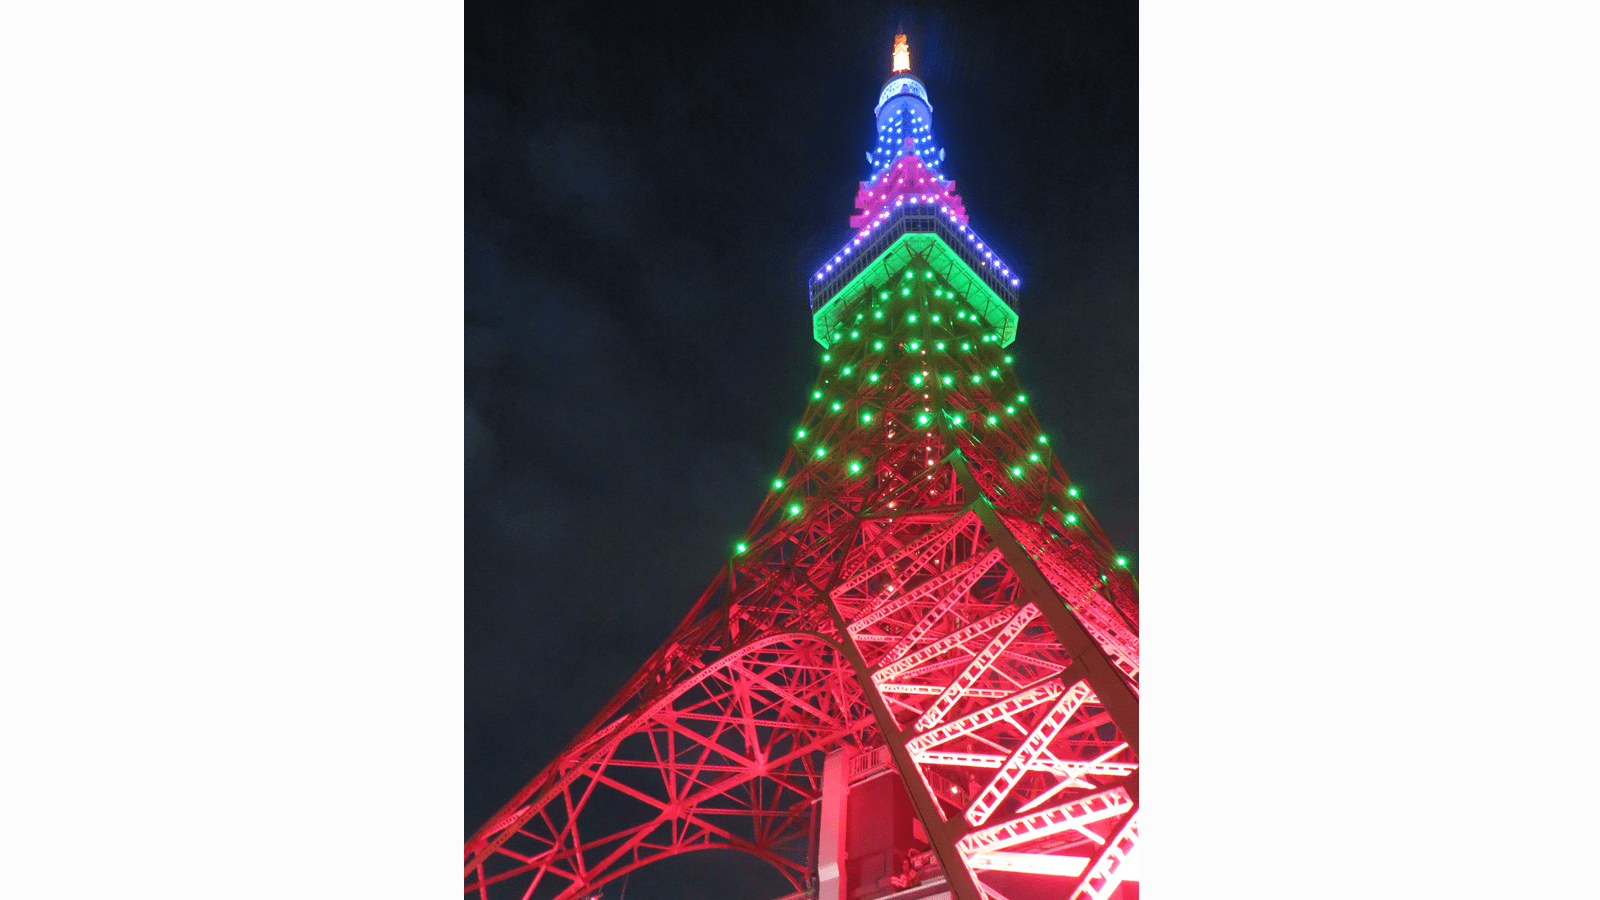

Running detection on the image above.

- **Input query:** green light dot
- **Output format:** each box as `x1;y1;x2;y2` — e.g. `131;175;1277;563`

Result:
851;331;859;339
1005;356;1013;364
875;310;884;319
812;390;822;399
1116;556;1128;567
1018;395;1027;403
958;311;966;319
908;313;917;322
918;413;930;424
880;292;889;300
909;341;920;351
1038;435;1048;444
990;368;999;377
861;412;872;422
773;479;783;490
796;429;806;438
1012;466;1023;477
932;314;940;322
962;342;970;350
875;341;884;349
936;342;945;350
816;446;826;457
842;367;852;375
790;504;802;516
735;542;747;553
849;461;862;473
912;375;923;385
832;402;842;411
1030;453;1040;462
972;374;982;383
1065;513;1078;524
951;414;962;425
833;333;841;341
942;375;953;385
869;372;879;382
1068;487;1079;497
988;415;998;425
924;271;933;279
822;354;830;362
902;288;910;296
1101;574;1108;582
1006;406;1016;414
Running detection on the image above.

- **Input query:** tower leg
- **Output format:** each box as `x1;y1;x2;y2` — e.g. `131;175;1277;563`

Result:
818;749;848;900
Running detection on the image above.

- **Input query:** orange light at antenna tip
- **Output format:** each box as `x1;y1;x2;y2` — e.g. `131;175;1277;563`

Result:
892;34;910;73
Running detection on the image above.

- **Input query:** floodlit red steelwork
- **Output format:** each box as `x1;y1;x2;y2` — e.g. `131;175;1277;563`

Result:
466;37;1138;900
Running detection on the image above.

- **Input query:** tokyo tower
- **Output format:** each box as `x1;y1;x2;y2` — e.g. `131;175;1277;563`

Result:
465;33;1140;900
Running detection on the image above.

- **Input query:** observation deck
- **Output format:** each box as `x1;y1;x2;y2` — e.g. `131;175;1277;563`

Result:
809;201;1021;348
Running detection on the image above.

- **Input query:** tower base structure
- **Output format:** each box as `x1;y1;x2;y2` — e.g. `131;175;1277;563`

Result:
812;747;1138;900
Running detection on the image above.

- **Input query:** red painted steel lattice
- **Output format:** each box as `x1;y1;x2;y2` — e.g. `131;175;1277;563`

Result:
467;42;1137;900
465;257;1139;899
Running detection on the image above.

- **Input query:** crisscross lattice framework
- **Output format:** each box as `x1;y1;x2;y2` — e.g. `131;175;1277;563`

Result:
465;251;1139;900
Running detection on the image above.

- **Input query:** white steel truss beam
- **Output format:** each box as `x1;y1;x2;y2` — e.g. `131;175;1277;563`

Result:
956;787;1132;857
915;604;1040;732
964;680;1093;825
884;551;1008;661
914;750;1134;780
832;511;971;597
1069;808;1139;900
906;678;1065;754
968;850;1090;877
872;603;1017;683
864;524;982;613
877;684;1017;698
1014;742;1131;814
848;547;1003;635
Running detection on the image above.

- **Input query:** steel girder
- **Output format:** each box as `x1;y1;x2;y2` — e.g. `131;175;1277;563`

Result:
467;252;1138;900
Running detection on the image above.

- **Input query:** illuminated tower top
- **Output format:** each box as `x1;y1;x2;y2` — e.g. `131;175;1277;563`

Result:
811;34;1020;349
867;35;945;185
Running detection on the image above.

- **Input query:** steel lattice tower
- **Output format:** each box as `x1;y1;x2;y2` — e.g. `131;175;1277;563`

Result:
466;35;1139;900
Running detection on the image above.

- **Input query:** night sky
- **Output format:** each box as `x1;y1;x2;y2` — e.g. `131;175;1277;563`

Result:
465;2;1137;894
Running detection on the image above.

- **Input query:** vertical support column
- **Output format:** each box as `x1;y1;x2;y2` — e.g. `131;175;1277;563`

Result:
821;582;988;900
951;455;1140;756
818;748;849;900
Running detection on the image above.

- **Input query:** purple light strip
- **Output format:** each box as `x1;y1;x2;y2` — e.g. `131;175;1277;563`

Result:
813;203;1021;288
